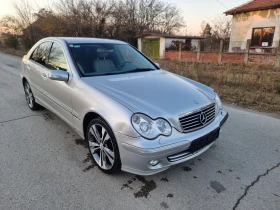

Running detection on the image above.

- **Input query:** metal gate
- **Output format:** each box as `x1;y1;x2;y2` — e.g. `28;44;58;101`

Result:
142;38;160;59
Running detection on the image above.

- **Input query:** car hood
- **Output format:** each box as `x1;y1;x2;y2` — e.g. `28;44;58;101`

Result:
82;70;215;119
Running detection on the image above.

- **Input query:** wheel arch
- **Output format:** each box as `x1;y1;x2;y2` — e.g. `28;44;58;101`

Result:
82;111;115;139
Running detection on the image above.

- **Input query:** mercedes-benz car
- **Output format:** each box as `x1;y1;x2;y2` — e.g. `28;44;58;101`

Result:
21;37;228;175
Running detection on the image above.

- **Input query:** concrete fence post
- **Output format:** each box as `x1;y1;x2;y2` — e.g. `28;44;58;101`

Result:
244;39;251;64
197;40;201;61
275;40;280;66
218;39;224;63
179;41;182;60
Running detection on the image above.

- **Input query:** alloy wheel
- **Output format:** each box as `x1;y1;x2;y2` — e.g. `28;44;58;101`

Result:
88;124;115;170
24;82;34;108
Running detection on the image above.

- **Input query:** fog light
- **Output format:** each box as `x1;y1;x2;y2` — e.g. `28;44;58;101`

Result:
149;160;159;166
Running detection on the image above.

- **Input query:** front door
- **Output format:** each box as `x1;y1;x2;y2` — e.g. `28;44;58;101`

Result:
27;41;73;126
40;42;73;125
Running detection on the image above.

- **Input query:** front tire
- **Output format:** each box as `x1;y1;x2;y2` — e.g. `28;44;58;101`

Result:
24;81;40;110
86;117;121;174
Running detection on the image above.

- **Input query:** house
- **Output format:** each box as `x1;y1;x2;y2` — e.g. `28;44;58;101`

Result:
225;0;280;53
137;34;204;59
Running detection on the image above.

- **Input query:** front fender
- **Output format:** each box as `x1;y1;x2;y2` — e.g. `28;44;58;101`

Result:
73;79;140;139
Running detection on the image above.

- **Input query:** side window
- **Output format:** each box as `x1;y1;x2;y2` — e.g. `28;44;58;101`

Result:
30;42;52;67
30;47;39;61
47;43;68;71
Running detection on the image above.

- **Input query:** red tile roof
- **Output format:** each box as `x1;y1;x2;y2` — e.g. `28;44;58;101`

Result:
225;0;280;15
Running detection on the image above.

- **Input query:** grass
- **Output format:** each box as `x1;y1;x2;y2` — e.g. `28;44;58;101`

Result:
0;46;27;57
156;59;280;114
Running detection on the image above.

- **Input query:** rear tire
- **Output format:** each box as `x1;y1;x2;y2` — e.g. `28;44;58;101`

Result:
86;117;121;174
24;81;40;110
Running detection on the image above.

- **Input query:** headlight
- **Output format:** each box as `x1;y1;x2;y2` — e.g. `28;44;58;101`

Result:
215;94;223;116
131;113;172;139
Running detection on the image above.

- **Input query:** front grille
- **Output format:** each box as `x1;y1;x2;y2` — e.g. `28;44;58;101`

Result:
178;103;216;132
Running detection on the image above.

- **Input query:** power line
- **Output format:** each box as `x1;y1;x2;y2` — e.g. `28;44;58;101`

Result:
215;0;228;9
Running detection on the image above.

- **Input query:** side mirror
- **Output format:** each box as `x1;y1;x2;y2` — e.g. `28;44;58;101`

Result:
48;70;69;82
154;62;160;68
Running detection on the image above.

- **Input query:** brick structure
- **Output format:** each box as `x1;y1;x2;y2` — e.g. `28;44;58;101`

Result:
165;50;277;65
248;54;277;65
223;53;245;63
200;52;219;62
182;51;197;61
165;51;179;59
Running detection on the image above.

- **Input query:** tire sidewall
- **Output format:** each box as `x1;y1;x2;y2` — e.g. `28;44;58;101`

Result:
24;81;40;110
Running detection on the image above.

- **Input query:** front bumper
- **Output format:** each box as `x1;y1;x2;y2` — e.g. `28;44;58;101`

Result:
116;109;229;175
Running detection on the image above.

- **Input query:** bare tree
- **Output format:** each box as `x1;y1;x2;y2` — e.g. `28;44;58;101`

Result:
157;3;184;34
208;15;232;40
200;15;232;40
1;0;186;48
0;0;38;47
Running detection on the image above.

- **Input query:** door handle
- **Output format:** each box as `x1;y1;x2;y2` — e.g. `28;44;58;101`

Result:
41;73;47;80
26;65;31;71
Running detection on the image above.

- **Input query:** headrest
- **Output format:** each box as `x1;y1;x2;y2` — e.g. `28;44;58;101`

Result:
97;52;109;58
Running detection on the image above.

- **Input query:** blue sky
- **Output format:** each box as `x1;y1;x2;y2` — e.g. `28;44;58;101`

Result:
0;0;249;35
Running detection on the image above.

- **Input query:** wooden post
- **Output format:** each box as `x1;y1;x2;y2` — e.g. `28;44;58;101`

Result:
276;40;280;66
218;39;224;63
179;41;182;60
244;39;251;64
197;40;201;61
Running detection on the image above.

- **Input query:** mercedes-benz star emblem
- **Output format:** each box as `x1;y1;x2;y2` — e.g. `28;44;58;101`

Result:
199;112;207;125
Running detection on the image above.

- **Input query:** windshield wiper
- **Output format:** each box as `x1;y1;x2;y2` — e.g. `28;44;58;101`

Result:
96;68;156;76
124;68;156;73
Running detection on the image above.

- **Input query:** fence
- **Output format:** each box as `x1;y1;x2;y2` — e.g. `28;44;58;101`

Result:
165;39;280;66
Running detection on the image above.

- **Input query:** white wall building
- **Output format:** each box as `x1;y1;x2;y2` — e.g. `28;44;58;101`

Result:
225;0;280;53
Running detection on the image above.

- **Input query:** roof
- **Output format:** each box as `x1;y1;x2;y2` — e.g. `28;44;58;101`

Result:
138;34;204;39
225;0;280;15
61;37;126;44
49;37;127;44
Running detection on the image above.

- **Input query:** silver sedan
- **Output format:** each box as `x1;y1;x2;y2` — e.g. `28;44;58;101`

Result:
21;37;228;175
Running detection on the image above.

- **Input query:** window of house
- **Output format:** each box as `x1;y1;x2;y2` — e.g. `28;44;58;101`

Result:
251;27;275;47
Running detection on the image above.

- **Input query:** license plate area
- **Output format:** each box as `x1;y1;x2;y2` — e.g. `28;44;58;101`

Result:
188;129;220;153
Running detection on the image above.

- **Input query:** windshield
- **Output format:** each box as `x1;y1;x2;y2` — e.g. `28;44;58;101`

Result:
69;43;157;77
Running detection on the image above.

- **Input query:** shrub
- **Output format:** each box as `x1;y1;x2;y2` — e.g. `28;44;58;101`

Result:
3;35;19;49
